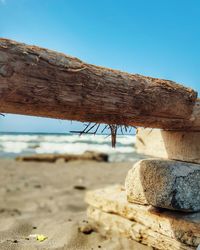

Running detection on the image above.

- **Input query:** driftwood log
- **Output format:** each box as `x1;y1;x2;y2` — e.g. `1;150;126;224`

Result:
16;151;108;163
0;38;199;130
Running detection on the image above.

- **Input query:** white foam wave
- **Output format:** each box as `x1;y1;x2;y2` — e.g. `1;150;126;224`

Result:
2;141;30;153
0;134;135;144
35;142;134;155
0;135;40;142
0;133;137;161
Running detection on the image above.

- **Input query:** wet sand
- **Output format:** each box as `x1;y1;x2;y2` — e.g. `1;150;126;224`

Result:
0;159;151;250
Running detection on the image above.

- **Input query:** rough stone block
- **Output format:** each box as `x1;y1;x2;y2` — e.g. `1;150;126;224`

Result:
125;159;200;212
136;128;200;164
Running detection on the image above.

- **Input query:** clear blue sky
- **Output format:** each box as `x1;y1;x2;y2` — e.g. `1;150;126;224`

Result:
0;0;200;133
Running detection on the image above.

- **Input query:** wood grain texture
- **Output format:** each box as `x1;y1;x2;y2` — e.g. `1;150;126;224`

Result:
0;38;199;129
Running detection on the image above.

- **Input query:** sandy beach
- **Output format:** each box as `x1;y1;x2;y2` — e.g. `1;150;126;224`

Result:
0;158;151;250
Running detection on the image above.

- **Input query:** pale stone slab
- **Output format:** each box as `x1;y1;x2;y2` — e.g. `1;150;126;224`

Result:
85;185;200;248
79;217;153;250
125;159;200;212
88;206;194;250
136;128;200;164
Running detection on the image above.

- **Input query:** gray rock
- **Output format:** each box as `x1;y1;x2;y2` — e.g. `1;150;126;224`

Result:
125;159;200;212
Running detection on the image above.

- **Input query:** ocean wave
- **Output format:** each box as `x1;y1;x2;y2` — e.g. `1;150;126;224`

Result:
0;133;137;162
2;141;30;153
0;134;135;143
35;142;134;155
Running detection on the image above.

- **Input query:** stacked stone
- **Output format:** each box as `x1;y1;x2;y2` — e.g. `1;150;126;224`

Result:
131;128;200;212
86;128;200;250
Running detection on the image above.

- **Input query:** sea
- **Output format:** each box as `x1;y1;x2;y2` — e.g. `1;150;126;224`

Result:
0;132;142;162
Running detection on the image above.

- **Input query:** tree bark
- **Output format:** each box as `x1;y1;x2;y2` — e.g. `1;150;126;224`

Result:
0;38;199;130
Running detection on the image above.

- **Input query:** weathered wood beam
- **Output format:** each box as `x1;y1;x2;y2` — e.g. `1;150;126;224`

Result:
0;38;199;130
